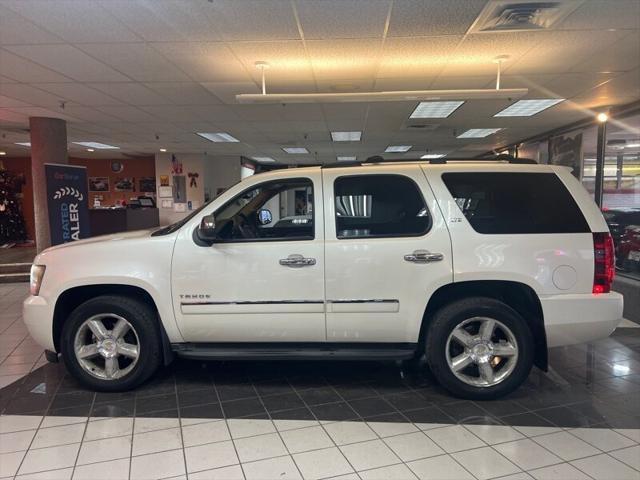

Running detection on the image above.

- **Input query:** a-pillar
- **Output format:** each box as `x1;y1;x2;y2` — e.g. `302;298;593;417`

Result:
29;117;68;253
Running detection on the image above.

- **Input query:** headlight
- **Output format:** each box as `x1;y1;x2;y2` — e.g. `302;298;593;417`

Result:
30;265;46;296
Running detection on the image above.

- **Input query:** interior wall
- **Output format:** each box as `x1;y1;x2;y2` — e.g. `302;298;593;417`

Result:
203;155;242;202
155;153;206;226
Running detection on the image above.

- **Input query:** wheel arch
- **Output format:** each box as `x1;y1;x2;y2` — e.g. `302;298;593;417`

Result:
419;280;548;371
52;284;174;365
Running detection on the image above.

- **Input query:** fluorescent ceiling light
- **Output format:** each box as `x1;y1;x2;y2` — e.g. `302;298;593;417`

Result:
337;156;357;161
196;132;239;143
410;101;464;118
72;141;119;149
15;142;31;147
494;99;564;117
251;156;276;163
421;154;446;159
385;145;412;153
626;142;640;148
457;128;502;138
331;131;361;142
159;148;167;152
282;147;309;154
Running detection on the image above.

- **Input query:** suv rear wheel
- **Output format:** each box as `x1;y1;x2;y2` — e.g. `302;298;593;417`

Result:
426;297;534;400
61;295;162;391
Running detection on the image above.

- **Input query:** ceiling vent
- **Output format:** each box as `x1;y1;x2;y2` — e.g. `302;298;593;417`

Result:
469;1;582;33
403;122;440;131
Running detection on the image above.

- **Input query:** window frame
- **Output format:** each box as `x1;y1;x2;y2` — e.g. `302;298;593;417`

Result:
209;177;316;244
333;173;432;240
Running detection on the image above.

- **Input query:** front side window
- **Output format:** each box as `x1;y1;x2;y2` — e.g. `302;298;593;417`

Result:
334;174;430;239
214;178;313;241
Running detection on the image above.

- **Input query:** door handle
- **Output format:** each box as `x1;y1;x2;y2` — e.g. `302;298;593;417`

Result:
279;254;316;268
404;250;444;263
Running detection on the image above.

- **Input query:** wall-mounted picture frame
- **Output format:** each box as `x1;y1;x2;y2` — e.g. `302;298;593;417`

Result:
160;199;173;209
88;177;109;192
159;175;169;187
139;177;156;193
158;186;172;198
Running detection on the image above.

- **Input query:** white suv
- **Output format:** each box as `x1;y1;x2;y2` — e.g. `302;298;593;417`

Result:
23;160;623;400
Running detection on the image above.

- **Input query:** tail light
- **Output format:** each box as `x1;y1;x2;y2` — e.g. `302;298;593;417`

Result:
593;232;615;294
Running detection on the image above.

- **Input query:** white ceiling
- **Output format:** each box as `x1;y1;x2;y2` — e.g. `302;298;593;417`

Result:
0;0;639;164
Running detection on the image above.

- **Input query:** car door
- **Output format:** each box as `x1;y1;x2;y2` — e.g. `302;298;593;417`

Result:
322;164;453;344
171;170;326;342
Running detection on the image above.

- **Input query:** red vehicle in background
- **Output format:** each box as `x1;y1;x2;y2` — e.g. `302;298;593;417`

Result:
617;224;640;272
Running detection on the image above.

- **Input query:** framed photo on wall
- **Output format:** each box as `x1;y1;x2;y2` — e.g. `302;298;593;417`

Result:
88;177;110;192
139;177;156;193
114;177;134;192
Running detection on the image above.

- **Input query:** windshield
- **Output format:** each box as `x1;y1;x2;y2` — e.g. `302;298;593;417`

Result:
151;200;212;236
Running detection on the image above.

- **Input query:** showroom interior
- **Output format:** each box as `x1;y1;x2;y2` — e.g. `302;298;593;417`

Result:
1;0;640;479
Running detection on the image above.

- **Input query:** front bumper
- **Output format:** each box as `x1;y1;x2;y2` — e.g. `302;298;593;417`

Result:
540;292;624;348
23;295;56;351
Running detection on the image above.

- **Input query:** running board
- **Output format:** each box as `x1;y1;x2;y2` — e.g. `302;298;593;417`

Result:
172;342;417;361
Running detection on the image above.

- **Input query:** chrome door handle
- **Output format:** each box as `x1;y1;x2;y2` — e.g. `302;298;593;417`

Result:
404;250;444;263
279;254;316;268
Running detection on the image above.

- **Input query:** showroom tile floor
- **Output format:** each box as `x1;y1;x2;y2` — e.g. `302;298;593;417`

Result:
1;283;640;479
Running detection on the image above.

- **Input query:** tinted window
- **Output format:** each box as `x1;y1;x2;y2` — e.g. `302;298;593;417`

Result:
334;175;430;239
214;178;313;241
442;172;589;234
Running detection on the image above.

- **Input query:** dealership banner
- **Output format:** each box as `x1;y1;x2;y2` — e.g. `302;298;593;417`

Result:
45;163;91;245
549;131;583;180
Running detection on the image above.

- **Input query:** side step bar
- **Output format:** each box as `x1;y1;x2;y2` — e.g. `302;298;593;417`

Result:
172;342;417;361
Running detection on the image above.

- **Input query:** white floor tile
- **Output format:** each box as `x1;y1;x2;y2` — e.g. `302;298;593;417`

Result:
571;453;640;480
494;438;563;471
359;463;418;480
72;458;130;480
135;417;180;434
0;415;42;434
323;421;377;446
76;436;132;465
407;454;475;480
610;445;640;471
493;473;534;480
280;425;333;454
0;428;36;454
340;439;399;471
533;431;601;461
179;417;212;428
132;427;182;456
16;467;73;479
425;425;486;453
512;426;562;438
243;455;302;480
383;431;444;462
367;420;419;438
188;464;244;480
40;417;87;429
234;432;288;463
227;418;276;439
529;463;591;480
293;447;354;480
0;450;26;477
18;443;80;475
464;425;525;445
31;423;85;450
615;429;640;443
452;446;521;480
324;474;360;480
83;417;132;442
130;449;186;480
182;420;230;448
569;428;636;452
273;419;319;432
184;440;239;473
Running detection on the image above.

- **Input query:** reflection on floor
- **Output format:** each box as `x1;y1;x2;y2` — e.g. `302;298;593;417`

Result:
1;283;639;480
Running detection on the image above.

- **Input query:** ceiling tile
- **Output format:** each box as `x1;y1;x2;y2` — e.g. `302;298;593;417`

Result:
209;0;300;41
0;94;28;108
0;49;73;82
570;32;640;73
200;82;260;104
143;82;222;105
559;0;640;30
86;82;169;106
94;106;160;123
378;36;461;78
296;0;390;39
0;5;63;45
229;40;313;83
387;0;487;37
34;83;123;106
306;38;383;79
0;83;62;107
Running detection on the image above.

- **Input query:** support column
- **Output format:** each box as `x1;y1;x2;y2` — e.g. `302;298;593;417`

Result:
594;121;607;208
29;117;68;253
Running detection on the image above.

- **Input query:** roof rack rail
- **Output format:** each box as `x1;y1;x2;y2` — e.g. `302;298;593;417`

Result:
321;155;538;169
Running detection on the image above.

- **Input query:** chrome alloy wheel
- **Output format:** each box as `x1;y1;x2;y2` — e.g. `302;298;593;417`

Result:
445;317;518;388
73;314;140;380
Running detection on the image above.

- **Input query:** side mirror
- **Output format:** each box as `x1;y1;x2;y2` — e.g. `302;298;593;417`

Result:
258;208;272;226
197;214;217;242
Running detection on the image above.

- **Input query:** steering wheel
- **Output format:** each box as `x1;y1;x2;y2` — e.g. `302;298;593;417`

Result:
235;212;258;239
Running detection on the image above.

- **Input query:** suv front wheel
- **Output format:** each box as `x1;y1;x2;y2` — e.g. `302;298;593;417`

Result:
61;295;162;391
426;297;534;400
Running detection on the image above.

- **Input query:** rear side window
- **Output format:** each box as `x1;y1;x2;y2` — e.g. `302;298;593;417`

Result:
442;172;589;234
334;174;430;239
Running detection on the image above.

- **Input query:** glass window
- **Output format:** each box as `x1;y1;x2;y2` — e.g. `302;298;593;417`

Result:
214;178;313;241
442;172;589;234
334;175;430;239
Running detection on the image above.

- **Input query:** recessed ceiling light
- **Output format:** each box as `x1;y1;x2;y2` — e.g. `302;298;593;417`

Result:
410;101;464;118
421;154;446;159
15;142;31;147
251;156;276;163
86;148;94;152
72;141;119;149
331;131;362;142
457;128;502;138
159;148;167;152
337;155;357;161
385;145;412;153
282;147;309;154
196;132;240;143
494;99;564;117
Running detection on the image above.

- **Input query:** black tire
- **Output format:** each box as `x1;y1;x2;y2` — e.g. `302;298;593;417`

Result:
425;297;534;400
61;295;162;392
